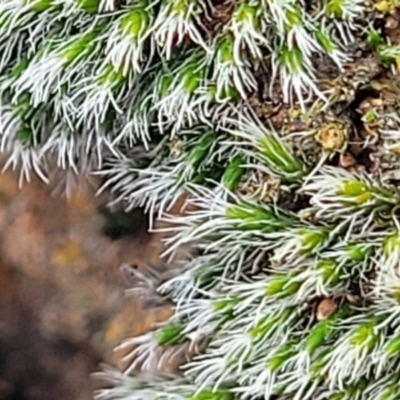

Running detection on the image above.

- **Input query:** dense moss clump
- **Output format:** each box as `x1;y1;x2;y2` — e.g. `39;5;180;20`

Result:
3;0;400;399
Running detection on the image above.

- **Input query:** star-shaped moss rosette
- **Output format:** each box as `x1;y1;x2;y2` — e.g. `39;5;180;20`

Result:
4;0;400;399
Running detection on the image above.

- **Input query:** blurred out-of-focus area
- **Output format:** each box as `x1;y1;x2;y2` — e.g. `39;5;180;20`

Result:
0;164;171;400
